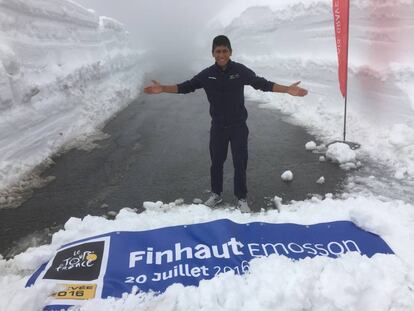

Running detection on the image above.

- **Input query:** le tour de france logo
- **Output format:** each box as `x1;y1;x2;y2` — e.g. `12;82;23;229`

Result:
44;241;105;281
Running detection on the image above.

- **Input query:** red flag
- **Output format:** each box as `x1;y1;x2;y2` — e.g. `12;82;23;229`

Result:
332;0;349;98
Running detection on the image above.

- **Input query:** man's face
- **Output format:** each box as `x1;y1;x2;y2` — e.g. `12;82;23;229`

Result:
212;45;232;68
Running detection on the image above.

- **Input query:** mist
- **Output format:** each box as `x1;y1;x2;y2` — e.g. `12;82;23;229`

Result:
75;0;234;73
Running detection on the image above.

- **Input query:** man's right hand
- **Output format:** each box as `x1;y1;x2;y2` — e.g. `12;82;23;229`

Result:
144;80;163;94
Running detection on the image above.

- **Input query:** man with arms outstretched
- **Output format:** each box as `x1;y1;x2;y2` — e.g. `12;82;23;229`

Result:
144;35;308;212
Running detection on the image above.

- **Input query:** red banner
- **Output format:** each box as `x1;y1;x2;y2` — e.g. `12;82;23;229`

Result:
332;0;349;98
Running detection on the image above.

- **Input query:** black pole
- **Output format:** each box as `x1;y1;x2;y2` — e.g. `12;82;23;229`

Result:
343;96;347;141
343;0;350;142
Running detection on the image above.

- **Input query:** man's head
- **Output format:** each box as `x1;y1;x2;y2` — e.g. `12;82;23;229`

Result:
212;35;232;53
212;35;232;68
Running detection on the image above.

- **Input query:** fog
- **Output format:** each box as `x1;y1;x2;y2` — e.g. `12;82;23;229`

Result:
75;0;234;72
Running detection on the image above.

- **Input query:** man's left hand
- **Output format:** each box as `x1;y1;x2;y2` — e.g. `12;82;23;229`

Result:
287;81;308;97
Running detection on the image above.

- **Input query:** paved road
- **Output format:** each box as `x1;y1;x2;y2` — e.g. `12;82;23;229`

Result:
0;77;347;257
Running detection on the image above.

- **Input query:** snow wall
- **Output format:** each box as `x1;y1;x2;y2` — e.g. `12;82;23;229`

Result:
208;0;414;180
0;0;145;201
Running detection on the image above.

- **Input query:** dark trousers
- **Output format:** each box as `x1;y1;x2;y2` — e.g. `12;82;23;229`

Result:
209;123;249;199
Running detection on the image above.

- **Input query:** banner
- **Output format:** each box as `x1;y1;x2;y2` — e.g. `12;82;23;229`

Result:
27;219;393;310
333;0;350;98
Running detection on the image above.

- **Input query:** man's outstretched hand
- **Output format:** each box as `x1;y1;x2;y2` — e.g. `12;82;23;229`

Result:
144;80;163;94
287;81;308;97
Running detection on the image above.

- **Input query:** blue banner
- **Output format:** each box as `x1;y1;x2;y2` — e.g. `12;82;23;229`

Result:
26;219;393;309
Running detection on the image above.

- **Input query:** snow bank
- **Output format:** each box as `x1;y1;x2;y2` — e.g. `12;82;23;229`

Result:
1;195;414;310
210;0;414;182
79;254;411;310
0;0;146;204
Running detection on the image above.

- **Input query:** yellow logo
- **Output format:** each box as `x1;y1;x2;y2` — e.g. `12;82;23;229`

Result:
86;253;98;262
54;284;97;300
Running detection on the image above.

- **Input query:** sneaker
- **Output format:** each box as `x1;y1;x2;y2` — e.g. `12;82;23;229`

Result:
204;193;223;208
237;199;251;213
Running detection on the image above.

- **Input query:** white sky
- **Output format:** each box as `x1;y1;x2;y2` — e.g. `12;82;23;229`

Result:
74;0;235;61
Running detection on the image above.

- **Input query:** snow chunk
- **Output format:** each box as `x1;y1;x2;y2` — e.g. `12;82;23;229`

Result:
326;143;356;164
174;198;184;206
193;198;203;204
305;141;317;150
281;170;293;181
316;176;325;184
340;162;357;171
272;195;283;211
107;211;117;218
143;201;163;210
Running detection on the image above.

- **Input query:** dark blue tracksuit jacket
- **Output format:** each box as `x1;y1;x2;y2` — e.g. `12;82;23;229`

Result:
177;59;274;127
175;59;275;199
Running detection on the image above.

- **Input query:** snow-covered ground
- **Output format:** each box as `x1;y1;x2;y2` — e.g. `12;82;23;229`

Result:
2;198;414;310
1;0;414;310
0;0;146;208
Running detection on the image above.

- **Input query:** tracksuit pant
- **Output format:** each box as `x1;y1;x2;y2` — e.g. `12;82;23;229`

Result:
209;123;249;199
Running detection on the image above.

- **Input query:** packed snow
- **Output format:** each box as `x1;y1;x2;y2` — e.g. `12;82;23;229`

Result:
1;0;414;310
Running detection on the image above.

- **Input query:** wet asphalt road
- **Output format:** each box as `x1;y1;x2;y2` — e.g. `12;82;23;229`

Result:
0;79;347;257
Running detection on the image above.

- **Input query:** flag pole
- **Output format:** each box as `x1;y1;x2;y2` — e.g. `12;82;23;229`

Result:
343;0;350;142
328;0;360;150
343;96;347;141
